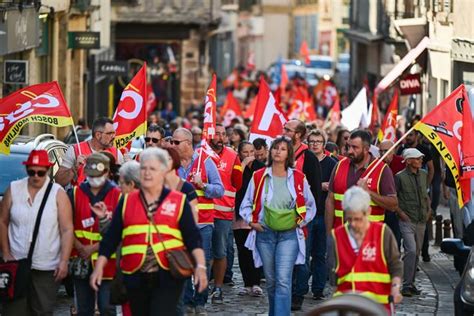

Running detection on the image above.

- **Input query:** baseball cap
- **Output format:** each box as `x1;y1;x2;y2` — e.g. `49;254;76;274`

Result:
84;153;110;177
402;148;425;161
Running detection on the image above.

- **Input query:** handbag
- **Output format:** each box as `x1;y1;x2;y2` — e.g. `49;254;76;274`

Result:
140;191;195;279
262;178;297;231
0;182;53;302
67;257;91;280
109;247;127;305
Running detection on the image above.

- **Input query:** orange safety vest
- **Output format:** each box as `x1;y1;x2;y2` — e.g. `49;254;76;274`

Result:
333;222;392;312
186;153;215;225
251;168;307;225
213;147;241;221
332;158;387;228
71;184;121;279
72;141;119;185
294;144;308;172
120;190;186;274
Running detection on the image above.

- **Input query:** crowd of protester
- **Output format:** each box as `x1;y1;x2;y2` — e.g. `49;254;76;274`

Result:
0;69;465;316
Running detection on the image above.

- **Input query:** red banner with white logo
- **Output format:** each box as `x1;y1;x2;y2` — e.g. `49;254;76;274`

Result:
249;76;287;144
113;64;147;149
288;90;317;122
220;92;242;127
414;84;474;207
0;81;74;154
203;74;217;140
379;89;399;142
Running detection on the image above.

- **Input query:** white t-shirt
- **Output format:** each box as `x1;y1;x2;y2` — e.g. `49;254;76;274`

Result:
8;178;63;270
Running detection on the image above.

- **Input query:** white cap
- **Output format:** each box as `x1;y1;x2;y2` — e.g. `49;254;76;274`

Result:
402;148;424;160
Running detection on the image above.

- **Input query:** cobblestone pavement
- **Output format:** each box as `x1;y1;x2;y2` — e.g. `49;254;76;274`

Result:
53;206;461;315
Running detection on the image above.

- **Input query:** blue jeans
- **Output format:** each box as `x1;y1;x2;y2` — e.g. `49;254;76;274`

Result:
74;278;115;316
184;225;213;307
311;216;327;294
292;220;314;299
212;219;232;259
256;227;299;316
225;228;234;281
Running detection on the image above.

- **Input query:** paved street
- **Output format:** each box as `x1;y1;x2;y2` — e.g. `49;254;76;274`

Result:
53;206;460;316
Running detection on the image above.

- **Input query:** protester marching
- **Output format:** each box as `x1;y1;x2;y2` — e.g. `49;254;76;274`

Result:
0;51;474;316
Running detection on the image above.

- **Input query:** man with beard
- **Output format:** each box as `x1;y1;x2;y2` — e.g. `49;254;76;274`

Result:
283;119;323;311
326;130;397;233
209;124;243;304
56;117;124;187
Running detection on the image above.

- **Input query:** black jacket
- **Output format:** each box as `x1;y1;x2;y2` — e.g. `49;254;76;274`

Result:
297;148;324;216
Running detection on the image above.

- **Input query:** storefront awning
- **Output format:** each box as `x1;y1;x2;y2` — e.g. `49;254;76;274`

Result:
394;18;427;49
375;36;430;93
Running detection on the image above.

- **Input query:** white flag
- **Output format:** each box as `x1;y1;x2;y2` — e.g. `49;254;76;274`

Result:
341;88;368;131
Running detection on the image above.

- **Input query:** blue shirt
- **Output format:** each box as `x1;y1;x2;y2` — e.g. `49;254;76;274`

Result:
178;152;224;200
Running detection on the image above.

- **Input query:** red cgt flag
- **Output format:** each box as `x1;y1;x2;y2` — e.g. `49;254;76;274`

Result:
0;81;74;154
203;74;217;140
220;91;242;127
414;84;474;207
249;76;287;145
113;64;148;149
379;89;399;142
288;90;316;122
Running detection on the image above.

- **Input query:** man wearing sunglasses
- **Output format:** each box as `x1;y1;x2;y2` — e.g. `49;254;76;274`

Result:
56;117;124;188
0;150;74;315
144;124;165;148
69;153;121;315
172;128;224;314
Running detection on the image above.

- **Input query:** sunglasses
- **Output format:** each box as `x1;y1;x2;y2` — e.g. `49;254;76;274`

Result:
145;137;161;144
171;139;188;145
27;169;47;177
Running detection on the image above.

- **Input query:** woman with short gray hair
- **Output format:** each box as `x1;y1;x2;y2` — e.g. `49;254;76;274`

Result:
90;148;207;315
118;161;141;193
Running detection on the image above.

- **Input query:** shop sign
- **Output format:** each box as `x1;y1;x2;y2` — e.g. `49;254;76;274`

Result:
4;60;28;85
68;32;100;49
0;7;40;56
399;73;421;95
98;61;129;76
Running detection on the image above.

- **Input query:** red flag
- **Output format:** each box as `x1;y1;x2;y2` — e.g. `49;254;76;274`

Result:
203;74;217;140
249;76;287;144
280;64;289;91
113;64;147;149
414;84;474;207
299;40;310;65
379;89;399;142
330;94;341;126
0;82;74;154
145;83;157;117
304;95;317;121
370;92;380;131
220;92;243;127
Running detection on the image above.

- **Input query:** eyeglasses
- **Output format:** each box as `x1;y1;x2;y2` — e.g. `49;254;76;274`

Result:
308;140;324;145
98;131;116;136
145;137;161;144
27;169;47;177
171;139;189;145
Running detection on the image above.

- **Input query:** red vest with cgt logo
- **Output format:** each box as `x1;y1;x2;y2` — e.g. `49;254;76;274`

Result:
120;190;187;274
333;222;392;312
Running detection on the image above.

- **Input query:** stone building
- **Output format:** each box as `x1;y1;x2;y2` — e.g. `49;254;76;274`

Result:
111;0;221;114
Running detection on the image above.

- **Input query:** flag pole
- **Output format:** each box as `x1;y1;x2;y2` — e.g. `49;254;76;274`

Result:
363;125;416;180
71;120;83;156
196;140;204;174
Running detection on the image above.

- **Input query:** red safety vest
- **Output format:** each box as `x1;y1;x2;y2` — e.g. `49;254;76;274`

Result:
294;144;308;172
120;190;186;274
213;147;241;221
332;158;387;228
251;168;307;225
72;141;119;185
333;222;392;312
71;185;121;279
186;153;215;225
